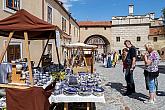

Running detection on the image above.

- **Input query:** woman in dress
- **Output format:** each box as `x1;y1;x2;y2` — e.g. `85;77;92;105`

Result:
107;53;112;68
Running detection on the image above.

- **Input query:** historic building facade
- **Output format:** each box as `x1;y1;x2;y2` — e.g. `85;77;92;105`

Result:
0;1;165;62
79;4;165;59
0;0;80;65
78;21;112;54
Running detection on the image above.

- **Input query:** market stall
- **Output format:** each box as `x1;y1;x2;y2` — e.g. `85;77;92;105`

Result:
0;9;60;110
54;43;105;110
63;43;97;74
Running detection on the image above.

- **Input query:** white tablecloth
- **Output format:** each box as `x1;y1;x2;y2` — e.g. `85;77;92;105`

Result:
49;94;105;103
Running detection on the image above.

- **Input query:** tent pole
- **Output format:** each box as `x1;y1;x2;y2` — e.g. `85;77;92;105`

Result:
37;32;52;67
24;32;33;86
91;48;94;73
0;31;14;63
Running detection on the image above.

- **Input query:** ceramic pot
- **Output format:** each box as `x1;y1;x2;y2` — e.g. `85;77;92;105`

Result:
16;64;22;70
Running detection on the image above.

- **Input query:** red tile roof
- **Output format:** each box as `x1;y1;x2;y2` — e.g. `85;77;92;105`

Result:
149;26;165;36
78;21;112;27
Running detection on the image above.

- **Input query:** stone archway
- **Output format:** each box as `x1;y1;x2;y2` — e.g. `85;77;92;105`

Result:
160;47;165;60
84;35;110;54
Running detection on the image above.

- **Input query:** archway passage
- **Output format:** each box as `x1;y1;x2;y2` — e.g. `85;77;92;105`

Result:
161;47;165;60
84;35;110;54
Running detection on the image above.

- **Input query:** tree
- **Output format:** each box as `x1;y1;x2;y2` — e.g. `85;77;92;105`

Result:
162;8;165;19
162;8;165;24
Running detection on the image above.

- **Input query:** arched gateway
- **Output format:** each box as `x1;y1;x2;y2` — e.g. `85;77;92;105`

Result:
161;47;165;60
84;35;110;54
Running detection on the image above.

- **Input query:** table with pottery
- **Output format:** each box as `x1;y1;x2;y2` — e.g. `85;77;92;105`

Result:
49;69;105;110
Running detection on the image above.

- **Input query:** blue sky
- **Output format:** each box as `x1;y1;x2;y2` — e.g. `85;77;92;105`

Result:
59;0;165;21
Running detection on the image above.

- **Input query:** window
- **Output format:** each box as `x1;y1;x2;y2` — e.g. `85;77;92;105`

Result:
104;27;106;30
77;29;79;37
47;5;52;23
116;37;120;42
85;27;88;30
4;0;20;12
62;17;66;32
137;37;141;41
69;23;71;35
153;37;157;42
86;37;105;45
5;42;22;62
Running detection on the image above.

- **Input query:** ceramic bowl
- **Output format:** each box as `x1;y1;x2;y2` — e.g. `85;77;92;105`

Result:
11;60;16;63
16;64;22;70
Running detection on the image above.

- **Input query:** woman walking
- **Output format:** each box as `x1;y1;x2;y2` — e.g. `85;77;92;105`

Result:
112;52;119;67
103;53;107;67
107;53;112;68
143;42;160;104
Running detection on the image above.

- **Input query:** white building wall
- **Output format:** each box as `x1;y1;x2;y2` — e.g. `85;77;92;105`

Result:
111;25;149;52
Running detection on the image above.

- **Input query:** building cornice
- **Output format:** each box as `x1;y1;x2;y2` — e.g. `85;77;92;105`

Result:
54;0;79;27
78;21;112;27
79;25;112;28
111;23;150;27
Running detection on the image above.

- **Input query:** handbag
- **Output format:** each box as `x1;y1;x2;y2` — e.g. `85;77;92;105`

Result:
148;70;159;78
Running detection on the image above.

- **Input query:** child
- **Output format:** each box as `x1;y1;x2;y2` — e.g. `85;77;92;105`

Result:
122;48;128;73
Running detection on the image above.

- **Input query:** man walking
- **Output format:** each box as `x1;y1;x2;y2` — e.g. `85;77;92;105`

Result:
124;40;136;95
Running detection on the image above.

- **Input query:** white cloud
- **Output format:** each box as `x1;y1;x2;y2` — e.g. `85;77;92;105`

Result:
59;0;80;10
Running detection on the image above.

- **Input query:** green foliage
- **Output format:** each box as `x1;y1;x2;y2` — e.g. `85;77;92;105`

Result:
162;8;165;18
50;71;66;81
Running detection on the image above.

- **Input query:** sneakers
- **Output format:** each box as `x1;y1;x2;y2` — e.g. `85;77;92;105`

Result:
144;100;154;104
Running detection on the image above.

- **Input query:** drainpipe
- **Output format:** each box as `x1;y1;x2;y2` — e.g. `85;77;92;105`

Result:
69;13;72;44
69;13;71;36
42;0;45;51
78;27;80;42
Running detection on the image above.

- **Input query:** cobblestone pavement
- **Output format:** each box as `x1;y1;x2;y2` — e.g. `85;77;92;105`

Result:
94;61;165;110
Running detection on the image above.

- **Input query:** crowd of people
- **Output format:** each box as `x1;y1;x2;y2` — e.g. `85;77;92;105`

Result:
95;52;119;68
95;40;160;104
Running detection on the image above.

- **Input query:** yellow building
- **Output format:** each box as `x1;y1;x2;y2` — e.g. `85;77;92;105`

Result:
0;1;165;62
0;0;80;65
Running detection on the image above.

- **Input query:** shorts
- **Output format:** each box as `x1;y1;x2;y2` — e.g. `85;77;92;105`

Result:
148;77;156;93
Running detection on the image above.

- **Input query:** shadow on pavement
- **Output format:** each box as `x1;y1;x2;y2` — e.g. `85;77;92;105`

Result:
105;82;148;101
136;65;165;74
128;93;149;101
157;91;165;96
105;82;126;94
99;65;105;67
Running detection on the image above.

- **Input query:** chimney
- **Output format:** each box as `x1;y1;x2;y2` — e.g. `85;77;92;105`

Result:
59;1;63;5
129;4;134;16
150;12;155;19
